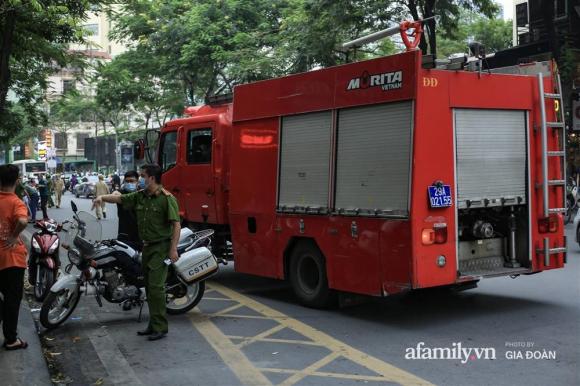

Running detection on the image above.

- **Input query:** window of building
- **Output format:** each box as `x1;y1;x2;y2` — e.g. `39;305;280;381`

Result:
62;79;75;94
54;133;68;150
555;0;566;18
84;24;99;36
186;129;212;164
76;133;90;150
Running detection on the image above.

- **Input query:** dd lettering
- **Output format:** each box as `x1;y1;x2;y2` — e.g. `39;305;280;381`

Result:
423;77;438;87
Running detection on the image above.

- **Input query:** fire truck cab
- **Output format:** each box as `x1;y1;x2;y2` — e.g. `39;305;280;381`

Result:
151;49;566;308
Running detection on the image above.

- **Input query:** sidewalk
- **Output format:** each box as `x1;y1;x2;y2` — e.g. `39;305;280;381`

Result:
0;301;52;386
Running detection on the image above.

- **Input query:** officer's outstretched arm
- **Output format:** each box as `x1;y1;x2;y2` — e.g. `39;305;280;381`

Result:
96;194;122;205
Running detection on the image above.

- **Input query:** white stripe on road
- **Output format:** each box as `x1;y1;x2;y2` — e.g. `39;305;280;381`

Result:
23;229;143;385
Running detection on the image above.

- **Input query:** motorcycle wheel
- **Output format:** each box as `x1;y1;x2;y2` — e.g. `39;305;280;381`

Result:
166;281;205;315
34;267;54;301
40;287;81;329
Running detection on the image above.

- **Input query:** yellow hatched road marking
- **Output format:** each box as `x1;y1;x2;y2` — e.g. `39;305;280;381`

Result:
212;302;244;316
195;282;432;386
209;313;271;320
203;297;237;301
188;311;273;386
261;368;398;382
279;352;341;386
235;324;286;349
227;335;323;347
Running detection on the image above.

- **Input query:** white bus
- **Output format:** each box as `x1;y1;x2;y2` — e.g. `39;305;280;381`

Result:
13;159;47;179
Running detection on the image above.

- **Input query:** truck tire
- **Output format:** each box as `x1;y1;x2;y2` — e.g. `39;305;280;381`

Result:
289;242;336;308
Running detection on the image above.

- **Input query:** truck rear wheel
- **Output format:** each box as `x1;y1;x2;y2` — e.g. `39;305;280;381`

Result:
289;242;336;308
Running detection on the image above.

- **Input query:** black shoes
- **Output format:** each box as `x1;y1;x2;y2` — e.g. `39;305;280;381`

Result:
103;212;107;218
147;332;167;341
137;328;153;336
137;328;167;341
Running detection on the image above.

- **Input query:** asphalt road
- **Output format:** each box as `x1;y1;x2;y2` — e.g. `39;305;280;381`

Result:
25;193;580;386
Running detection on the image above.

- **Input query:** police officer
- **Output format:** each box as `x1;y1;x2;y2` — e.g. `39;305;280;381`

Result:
92;164;181;341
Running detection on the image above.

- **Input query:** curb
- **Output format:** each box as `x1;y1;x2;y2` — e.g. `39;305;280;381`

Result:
0;299;53;386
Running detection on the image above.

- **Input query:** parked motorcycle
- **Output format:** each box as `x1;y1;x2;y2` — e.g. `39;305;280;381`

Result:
29;219;62;301
565;177;578;224
40;201;220;329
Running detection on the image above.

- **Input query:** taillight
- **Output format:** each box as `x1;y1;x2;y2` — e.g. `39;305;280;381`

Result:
433;223;447;243
422;229;435;245
422;223;447;245
538;216;559;233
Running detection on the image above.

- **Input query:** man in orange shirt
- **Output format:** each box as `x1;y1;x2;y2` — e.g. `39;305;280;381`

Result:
0;164;30;350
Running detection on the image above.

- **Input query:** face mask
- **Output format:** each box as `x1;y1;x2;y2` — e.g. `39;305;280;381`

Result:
123;183;137;192
138;177;146;190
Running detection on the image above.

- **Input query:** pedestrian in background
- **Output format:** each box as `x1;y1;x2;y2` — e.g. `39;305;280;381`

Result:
113;170;141;249
53;174;65;208
14;175;30;219
0;164;30;351
92;164;181;341
25;178;39;223
37;174;49;220
112;173;121;191
47;174;55;208
70;174;78;192
94;175;110;220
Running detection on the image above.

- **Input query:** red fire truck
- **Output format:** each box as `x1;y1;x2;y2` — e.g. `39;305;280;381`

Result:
142;27;567;308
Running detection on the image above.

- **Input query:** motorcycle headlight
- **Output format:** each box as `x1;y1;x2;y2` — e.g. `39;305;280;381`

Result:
68;249;81;265
32;238;41;253
48;239;59;254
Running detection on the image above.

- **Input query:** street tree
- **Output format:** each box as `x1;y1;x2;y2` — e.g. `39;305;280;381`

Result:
94;47;183;130
437;9;512;58
110;0;290;104
0;0;107;143
276;0;405;72
397;0;499;57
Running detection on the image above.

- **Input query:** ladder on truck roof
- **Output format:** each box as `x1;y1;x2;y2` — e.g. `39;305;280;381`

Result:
537;72;567;266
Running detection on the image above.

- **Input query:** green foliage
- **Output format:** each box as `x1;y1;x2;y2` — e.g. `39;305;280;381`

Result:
94;47;183;129
0;101;44;145
276;0;405;72
398;0;500;55
559;40;580;88
0;0;108;143
110;0;290;104
437;9;512;58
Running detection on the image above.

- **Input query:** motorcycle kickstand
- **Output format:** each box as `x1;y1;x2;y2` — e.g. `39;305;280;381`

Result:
94;284;103;307
137;302;144;323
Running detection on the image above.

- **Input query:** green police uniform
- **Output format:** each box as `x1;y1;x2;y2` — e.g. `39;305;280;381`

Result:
15;182;26;200
121;187;180;333
47;177;54;207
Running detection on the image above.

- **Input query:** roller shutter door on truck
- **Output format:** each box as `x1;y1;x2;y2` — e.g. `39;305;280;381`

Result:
278;111;332;212
335;101;413;216
454;109;527;208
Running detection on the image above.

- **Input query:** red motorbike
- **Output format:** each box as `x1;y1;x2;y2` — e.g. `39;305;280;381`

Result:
29;219;62;301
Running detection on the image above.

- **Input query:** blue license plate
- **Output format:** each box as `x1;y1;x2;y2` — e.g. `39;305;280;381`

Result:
428;185;452;208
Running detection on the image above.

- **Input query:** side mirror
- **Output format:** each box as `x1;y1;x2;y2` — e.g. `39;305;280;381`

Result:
71;201;78;213
134;139;145;161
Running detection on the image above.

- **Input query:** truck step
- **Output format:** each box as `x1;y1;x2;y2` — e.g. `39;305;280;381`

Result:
548;207;567;214
548;179;565;186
